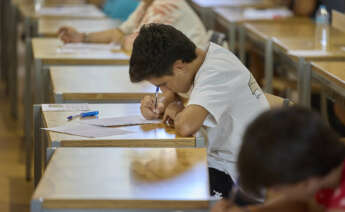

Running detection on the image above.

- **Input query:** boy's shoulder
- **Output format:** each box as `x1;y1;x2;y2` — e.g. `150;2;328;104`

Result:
197;43;248;78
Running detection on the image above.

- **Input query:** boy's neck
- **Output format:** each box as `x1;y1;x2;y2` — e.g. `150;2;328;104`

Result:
187;47;208;81
320;162;344;189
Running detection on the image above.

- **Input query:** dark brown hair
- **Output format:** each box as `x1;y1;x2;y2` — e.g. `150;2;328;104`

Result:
238;106;345;195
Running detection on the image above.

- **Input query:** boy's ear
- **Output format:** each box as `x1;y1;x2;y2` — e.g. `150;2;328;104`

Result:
304;177;322;194
172;60;185;72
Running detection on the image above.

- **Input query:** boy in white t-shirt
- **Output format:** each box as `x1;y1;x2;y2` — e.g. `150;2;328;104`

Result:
129;24;269;198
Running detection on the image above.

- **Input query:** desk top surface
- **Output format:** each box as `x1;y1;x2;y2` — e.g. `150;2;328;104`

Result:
32;147;209;209
43;104;195;146
38;18;120;36
50;65;156;100
244;19;345;60
190;0;274;8
311;61;345;90
214;7;292;23
18;3;105;19
32;38;129;65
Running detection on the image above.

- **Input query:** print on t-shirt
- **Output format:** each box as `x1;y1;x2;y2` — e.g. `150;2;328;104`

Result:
248;74;262;99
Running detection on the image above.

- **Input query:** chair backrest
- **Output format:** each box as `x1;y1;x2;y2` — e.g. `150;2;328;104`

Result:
332;10;345;32
208;30;227;46
264;93;293;108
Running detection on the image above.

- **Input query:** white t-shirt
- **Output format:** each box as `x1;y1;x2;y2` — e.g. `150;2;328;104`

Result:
188;43;269;181
118;0;209;48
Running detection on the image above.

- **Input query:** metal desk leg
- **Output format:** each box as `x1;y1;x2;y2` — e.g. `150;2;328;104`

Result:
54;93;64;103
303;62;312;108
239;26;246;64
46;147;56;167
30;198;43;212
228;23;237;53
320;88;329;126
9;3;18;119
34;60;44;104
33;105;42;187
264;39;273;93
24;30;33;181
201;7;215;30
297;58;311;107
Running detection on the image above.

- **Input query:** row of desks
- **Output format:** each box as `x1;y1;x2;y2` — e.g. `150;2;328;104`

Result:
10;0;344;211
15;2;210;211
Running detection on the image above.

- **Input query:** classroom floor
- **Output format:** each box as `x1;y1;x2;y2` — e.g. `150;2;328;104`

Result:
0;24;33;212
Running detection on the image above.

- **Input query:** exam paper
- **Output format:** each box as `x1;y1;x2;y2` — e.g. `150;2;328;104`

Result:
243;8;292;20
288;50;330;57
42;124;132;138
57;43;120;54
36;5;105;17
42;104;90;112
80;115;161;127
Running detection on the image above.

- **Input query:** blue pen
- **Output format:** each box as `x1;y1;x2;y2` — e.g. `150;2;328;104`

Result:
67;111;99;120
154;86;159;112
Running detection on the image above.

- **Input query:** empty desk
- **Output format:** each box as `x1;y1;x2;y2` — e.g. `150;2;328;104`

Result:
50;65;155;103
31;147;209;212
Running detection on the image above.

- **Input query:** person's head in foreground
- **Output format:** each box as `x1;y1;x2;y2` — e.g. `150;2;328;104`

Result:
237;106;345;211
129;23;200;93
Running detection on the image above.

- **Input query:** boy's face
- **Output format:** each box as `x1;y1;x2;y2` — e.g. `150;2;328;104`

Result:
270;178;321;200
147;63;193;93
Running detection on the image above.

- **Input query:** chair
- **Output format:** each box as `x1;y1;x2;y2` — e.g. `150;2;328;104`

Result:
264;93;293;108
208;30;227;46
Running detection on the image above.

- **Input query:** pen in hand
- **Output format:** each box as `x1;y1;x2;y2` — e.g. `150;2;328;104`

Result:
154;86;159;113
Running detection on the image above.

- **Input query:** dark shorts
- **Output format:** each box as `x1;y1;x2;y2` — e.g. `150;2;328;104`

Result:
209;168;234;198
208;168;263;206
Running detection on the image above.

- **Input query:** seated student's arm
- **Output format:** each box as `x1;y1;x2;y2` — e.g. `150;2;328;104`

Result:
87;0;104;7
292;0;317;17
123;1;182;51
58;27;125;43
58;1;143;44
163;103;208;137
140;89;178;120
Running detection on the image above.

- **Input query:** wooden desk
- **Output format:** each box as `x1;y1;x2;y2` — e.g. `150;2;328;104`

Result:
31;147;209;212
33;104;201;186
38;18;120;37
311;61;345;95
213;6;293;57
32;38;129;65
18;3;105;19
25;38;129;181
242;18;312;93
243;19;345;106
49;65;156;103
188;0;276;29
311;61;345;120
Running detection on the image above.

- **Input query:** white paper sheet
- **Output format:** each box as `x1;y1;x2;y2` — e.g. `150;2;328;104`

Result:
42;124;132;138
57;43;121;53
80;115;161;127
36;5;105;17
42;104;90;112
289;50;330;57
243;8;292;20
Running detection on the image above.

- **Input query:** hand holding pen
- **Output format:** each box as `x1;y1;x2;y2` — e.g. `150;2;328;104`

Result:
140;86;164;120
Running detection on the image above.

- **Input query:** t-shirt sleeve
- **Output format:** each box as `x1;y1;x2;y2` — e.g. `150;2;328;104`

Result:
187;50;267;127
118;2;145;34
188;67;246;125
132;1;182;33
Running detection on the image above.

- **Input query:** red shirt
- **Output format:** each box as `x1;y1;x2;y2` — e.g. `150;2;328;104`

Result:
315;159;345;210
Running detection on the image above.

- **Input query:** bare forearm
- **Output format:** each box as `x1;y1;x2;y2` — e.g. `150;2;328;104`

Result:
86;28;124;43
